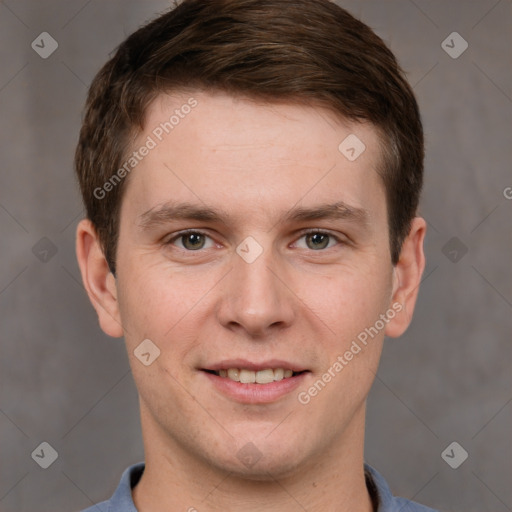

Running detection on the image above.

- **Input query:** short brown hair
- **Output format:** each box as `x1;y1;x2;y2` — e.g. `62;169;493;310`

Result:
75;0;423;273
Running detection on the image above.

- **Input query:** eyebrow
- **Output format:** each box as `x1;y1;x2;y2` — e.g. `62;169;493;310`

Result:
138;200;369;230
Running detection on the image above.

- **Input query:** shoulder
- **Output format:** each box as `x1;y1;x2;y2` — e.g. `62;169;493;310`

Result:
365;464;438;512
78;462;145;512
390;497;438;512
80;501;110;512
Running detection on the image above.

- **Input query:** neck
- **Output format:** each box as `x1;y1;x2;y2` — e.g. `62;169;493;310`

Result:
133;403;373;512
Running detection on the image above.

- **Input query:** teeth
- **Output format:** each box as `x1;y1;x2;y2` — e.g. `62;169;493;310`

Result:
215;368;299;384
255;369;275;384
227;368;240;381
274;368;284;381
239;369;256;383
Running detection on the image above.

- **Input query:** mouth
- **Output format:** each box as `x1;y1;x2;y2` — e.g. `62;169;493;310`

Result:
200;361;311;404
202;367;308;384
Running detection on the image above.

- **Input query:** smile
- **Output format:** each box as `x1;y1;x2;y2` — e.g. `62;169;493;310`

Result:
207;368;303;384
201;363;310;404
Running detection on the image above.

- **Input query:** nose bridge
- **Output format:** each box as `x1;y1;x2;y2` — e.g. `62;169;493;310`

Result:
237;247;278;300
218;237;294;334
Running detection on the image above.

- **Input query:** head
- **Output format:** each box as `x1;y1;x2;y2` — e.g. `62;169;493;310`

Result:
76;0;426;479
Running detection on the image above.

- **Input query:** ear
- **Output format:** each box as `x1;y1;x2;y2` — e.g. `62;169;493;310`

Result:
385;217;426;338
76;219;124;338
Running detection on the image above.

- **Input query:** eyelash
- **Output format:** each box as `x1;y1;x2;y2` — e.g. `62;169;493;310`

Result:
164;229;344;251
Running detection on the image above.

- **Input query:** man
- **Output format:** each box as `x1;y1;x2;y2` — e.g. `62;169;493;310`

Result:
75;0;436;510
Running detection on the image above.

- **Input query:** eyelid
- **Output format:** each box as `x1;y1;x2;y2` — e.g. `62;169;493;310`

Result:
163;228;346;250
164;229;217;249
291;228;345;249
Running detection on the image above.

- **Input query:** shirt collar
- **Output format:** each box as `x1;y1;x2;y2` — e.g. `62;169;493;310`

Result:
107;461;422;512
107;461;144;512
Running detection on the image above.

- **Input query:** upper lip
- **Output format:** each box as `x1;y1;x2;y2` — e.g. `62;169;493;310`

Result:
202;359;309;372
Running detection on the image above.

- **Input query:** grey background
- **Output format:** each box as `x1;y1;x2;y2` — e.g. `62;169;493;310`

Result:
0;1;510;511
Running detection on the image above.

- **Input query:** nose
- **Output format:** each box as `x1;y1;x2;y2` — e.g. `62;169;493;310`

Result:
216;242;295;337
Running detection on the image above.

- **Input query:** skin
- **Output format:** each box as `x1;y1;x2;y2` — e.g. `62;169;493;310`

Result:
76;90;426;512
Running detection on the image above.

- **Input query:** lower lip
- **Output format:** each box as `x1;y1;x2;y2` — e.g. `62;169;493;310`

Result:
202;371;309;404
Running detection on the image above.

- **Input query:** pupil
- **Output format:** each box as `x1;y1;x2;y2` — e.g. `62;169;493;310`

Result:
184;233;204;249
308;233;329;250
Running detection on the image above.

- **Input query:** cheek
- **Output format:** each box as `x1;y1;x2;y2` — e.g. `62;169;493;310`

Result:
116;268;207;405
295;267;391;422
116;263;217;348
297;261;393;343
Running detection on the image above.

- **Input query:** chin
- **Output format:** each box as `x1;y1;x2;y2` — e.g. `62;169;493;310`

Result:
202;434;311;481
222;454;306;481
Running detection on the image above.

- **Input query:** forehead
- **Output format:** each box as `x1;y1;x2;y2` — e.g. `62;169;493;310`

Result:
122;90;386;223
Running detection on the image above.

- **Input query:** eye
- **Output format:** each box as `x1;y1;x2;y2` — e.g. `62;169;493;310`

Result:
294;230;341;251
166;230;215;251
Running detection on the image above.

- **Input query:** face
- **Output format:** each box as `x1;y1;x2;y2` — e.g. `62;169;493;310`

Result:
83;90;419;479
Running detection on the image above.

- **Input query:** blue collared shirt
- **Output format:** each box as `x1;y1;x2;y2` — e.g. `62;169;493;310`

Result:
81;462;438;511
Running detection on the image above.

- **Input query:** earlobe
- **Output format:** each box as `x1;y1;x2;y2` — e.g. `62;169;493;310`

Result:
385;217;427;338
76;219;124;338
